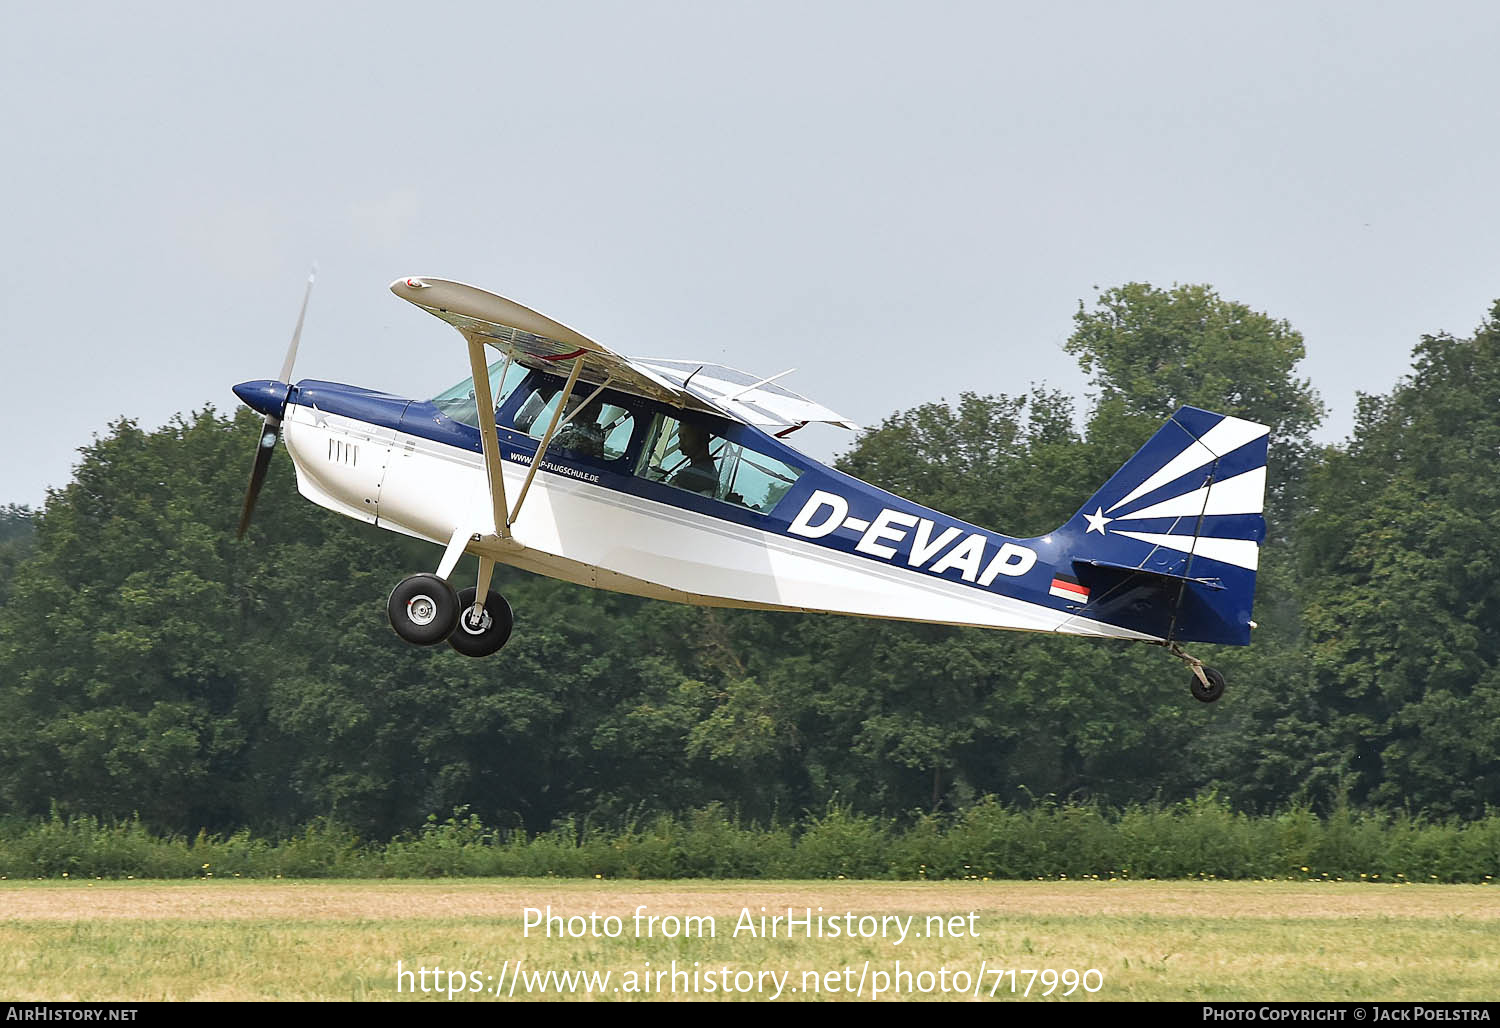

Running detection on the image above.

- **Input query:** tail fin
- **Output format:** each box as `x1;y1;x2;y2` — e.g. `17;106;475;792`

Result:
1057;406;1269;646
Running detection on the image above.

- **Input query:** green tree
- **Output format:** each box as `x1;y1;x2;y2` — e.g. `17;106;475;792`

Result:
0;504;36;608
0;412;618;833
793;388;1219;810
1066;282;1325;526
0;503;35;545
0;410;825;835
1065;283;1331;811
1298;303;1500;816
782;284;1331;812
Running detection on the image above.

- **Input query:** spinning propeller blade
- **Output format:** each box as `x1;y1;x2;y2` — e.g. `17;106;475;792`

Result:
236;267;316;539
279;267;316;384
236;425;281;538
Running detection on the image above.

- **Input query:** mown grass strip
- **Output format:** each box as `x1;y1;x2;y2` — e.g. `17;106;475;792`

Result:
2;880;1497;1002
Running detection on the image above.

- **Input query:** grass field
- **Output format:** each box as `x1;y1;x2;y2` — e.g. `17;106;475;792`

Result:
3;879;1497;1001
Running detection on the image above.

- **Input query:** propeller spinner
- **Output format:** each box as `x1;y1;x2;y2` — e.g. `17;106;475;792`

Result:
234;268;316;538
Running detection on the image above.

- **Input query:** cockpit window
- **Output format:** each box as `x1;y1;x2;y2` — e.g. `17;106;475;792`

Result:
510;383;637;464
431;359;529;429
637;415;802;513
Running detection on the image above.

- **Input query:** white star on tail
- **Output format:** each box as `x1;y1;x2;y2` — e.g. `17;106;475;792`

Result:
1084;507;1113;535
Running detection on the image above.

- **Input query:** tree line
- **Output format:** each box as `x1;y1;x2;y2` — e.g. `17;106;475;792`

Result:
1;283;1496;840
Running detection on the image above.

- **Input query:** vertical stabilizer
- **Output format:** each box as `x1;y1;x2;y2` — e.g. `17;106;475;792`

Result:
1054;407;1269;645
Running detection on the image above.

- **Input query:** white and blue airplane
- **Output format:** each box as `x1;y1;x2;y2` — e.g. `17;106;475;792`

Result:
234;275;1269;702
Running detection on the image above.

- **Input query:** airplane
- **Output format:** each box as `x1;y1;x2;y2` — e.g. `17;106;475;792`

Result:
233;274;1269;703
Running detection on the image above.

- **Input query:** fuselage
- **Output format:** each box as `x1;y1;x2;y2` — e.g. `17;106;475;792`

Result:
240;367;1156;642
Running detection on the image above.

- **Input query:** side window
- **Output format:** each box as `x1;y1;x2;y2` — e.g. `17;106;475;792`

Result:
511;383;561;435
598;404;635;461
716;439;803;512
510;382;636;465
638;415;802;513
639;416;723;497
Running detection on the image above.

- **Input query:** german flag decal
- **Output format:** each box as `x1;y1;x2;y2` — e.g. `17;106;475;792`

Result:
1049;573;1089;603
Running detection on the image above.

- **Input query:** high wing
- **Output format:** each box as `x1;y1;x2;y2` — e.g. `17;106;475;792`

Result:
630;359;858;431
388;276;856;431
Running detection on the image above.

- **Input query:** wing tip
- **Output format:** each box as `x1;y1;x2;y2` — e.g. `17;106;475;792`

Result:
390;275;433;298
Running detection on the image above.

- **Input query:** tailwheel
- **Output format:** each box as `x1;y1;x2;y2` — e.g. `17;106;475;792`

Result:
387;573;460;645
447;587;514;658
1189;665;1226;704
1164;642;1227;703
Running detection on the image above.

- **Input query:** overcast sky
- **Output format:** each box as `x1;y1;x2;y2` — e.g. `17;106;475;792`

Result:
2;1;1497;507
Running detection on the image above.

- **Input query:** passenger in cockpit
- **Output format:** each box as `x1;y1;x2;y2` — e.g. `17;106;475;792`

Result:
555;396;606;459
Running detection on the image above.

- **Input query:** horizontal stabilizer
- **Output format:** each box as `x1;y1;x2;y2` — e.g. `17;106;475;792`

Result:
1074;558;1226;591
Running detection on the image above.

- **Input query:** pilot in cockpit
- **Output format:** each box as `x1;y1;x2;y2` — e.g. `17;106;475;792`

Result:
669;422;720;496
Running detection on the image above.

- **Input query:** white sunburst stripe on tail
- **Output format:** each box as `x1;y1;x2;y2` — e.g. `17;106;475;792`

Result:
1106;416;1270;514
1113;531;1260;570
1113;466;1267;522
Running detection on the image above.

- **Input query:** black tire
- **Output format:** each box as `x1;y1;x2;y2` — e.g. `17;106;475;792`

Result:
387;573;460;646
1190;666;1226;703
447;587;514;657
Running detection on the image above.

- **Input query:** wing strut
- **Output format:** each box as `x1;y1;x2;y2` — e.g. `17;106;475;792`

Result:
466;339;512;539
508;354;584;525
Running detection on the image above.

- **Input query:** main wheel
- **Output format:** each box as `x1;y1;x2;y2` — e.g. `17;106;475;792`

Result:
387;573;460;646
1190;666;1226;703
447;587;514;657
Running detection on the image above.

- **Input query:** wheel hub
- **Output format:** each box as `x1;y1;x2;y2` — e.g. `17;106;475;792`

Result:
407;594;438;627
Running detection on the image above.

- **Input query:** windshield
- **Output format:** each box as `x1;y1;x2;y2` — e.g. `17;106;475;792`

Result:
431;359;529;429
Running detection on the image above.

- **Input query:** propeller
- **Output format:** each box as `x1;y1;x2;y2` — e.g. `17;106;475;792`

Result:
235;268;316;538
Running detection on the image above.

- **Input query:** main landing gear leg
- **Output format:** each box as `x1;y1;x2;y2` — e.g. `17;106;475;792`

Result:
1165;642;1226;703
448;556;513;658
471;556;495;621
387;530;514;657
